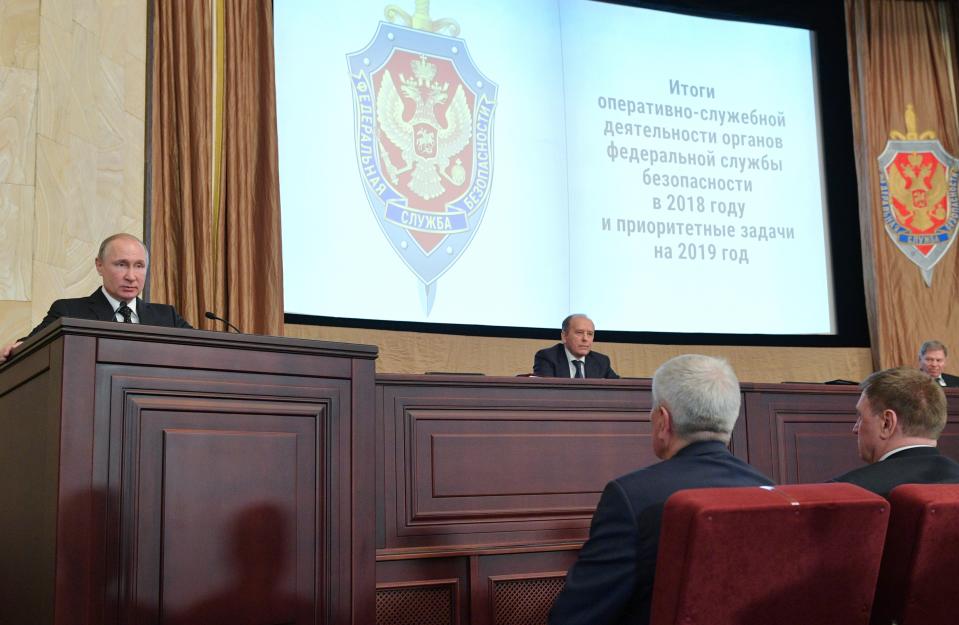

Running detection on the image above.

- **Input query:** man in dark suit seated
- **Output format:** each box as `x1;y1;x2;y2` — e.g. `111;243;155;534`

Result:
548;354;773;625
1;233;192;364
831;366;959;497
918;339;959;388
533;314;619;379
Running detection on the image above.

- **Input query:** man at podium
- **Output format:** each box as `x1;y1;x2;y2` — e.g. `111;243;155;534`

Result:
0;233;191;364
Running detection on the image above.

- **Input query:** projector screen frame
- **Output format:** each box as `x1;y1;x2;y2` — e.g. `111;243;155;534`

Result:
281;0;869;349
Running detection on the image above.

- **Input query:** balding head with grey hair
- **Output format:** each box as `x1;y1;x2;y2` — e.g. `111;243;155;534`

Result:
651;354;740;444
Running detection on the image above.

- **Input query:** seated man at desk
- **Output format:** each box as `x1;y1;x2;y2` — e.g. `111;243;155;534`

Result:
918;339;959;388
831;366;959;496
533;314;619;378
0;233;192;364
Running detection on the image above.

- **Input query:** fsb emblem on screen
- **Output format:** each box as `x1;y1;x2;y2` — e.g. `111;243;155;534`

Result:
348;3;498;314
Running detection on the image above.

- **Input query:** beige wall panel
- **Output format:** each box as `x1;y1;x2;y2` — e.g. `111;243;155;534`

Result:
30;258;64;324
33;134;70;267
95;55;126;225
98;0;144;65
124;0;146;62
0;0;146;352
0;66;38;185
0;0;40;70
0;299;31;341
121;110;143;217
60;237;99;289
70;133;99;235
74;0;98;32
68;22;98;144
37;15;70;143
123;51;144;119
0;183;33;299
38;0;71;31
283;323;875;383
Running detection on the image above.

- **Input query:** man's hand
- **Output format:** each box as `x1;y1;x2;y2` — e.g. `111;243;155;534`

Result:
0;341;23;364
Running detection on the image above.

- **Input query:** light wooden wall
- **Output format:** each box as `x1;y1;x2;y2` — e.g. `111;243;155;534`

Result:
0;0;146;344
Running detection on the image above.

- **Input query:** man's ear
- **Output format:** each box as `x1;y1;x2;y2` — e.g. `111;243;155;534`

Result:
655;404;673;436
878;409;898;439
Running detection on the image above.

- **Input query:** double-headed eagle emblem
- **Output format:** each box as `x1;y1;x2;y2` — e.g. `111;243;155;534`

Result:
377;55;472;200
878;104;959;286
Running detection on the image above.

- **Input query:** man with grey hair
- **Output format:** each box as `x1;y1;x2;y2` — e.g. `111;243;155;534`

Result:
917;340;959;388
1;233;191;364
831;366;959;496
549;354;772;625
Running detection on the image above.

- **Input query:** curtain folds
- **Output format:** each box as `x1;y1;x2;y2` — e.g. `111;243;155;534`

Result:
149;0;283;336
846;0;959;370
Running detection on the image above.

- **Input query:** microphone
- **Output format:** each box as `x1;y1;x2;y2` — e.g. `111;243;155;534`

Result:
204;311;243;334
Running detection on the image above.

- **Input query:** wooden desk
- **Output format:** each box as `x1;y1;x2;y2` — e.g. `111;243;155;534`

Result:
373;374;959;625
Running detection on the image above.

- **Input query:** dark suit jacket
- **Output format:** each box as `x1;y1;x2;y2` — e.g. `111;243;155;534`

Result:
533;343;619;379
548;441;774;625
940;372;959;388
26;289;192;338
831;446;959;497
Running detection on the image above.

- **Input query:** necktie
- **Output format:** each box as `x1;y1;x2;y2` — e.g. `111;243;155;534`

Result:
573;360;585;378
117;303;133;323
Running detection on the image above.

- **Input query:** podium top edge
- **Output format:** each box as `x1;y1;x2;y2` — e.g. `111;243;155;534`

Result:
15;318;379;360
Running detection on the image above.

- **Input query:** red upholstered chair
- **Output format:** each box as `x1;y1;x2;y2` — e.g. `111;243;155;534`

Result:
650;483;889;625
871;484;959;625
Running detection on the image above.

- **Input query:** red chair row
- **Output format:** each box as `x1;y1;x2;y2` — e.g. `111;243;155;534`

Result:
650;483;959;625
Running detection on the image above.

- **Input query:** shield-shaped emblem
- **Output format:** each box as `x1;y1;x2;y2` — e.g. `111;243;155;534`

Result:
347;12;497;314
877;106;959;286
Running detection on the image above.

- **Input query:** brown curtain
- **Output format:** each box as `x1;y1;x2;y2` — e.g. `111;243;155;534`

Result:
846;0;959;371
149;0;283;336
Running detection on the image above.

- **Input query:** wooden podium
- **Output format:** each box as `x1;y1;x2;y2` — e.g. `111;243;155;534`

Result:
0;319;377;625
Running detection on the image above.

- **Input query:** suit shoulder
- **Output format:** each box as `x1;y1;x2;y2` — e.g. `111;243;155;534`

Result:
589;350;611;363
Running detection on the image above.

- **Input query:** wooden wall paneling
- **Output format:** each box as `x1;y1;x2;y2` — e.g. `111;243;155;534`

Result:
744;385;959;484
472;551;578;625
351;357;378;625
742;383;864;484
376;558;469;625
937;390;959;460
378;376;654;554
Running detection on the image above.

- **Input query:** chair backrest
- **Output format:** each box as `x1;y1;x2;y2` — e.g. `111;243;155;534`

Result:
650;483;889;625
871;483;959;625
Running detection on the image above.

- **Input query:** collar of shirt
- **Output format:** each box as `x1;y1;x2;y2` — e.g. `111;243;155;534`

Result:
564;346;585;378
878;444;935;462
101;287;139;323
